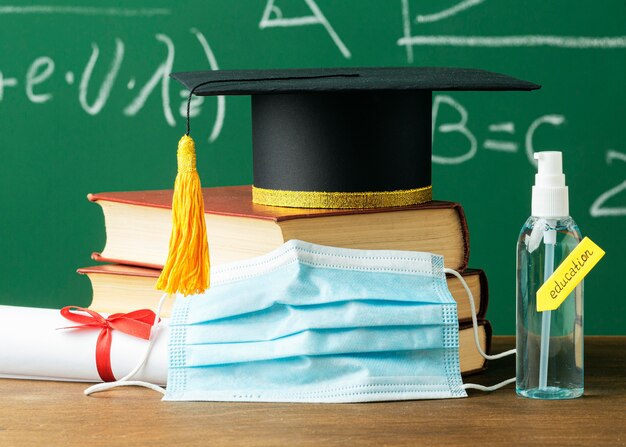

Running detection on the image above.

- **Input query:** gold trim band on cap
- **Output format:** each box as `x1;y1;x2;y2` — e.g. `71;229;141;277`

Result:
252;185;432;209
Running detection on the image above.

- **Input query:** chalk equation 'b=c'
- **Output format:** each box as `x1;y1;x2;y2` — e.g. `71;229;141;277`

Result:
431;94;566;168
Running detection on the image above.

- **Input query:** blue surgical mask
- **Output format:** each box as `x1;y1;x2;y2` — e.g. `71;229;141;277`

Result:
163;240;513;402
85;240;514;400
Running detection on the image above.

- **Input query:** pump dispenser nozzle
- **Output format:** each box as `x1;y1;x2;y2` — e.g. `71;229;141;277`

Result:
532;151;569;218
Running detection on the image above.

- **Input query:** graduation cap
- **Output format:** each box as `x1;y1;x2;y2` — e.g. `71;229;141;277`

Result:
157;67;539;296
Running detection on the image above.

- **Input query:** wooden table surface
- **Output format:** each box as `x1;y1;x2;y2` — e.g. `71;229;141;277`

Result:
1;336;624;447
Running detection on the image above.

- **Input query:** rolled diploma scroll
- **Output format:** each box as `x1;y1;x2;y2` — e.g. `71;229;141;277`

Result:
0;305;168;385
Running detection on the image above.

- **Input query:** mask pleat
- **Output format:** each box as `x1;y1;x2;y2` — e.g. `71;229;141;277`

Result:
166;350;463;402
183;264;450;323
184;301;448;344
178;324;454;366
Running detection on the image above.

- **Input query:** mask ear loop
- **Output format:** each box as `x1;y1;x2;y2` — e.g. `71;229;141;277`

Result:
443;268;516;392
83;293;169;396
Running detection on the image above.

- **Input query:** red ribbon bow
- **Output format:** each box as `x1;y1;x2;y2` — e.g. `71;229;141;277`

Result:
60;306;158;382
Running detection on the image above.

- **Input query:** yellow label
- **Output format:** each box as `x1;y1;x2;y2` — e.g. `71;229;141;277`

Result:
537;237;605;312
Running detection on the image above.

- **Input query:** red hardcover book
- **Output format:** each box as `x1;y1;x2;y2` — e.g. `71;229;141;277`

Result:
89;185;470;270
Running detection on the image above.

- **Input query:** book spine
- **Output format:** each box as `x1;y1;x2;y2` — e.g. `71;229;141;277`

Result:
452;202;470;272
476;269;489;321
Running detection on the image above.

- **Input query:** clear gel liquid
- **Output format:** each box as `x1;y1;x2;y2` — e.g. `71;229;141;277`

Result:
516;216;584;399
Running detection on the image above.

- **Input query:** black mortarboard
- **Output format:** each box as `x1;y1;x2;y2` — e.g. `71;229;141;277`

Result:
172;67;539;209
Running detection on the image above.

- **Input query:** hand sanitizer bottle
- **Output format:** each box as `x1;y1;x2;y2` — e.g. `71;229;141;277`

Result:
516;151;584;399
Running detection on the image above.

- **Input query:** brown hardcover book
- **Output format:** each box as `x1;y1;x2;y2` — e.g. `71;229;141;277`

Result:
78;265;486;322
88;185;470;270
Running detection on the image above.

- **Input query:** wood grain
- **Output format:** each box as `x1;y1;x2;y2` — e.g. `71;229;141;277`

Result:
0;337;624;447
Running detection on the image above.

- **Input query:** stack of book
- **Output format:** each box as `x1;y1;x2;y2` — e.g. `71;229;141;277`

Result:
81;185;492;374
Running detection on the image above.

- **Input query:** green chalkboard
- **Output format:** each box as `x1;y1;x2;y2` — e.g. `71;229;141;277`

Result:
0;0;624;335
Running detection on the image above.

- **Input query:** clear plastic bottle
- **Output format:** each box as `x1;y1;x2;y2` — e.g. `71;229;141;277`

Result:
516;216;583;399
516;151;584;399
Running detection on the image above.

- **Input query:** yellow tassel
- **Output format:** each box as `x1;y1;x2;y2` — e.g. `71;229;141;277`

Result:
156;135;210;296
